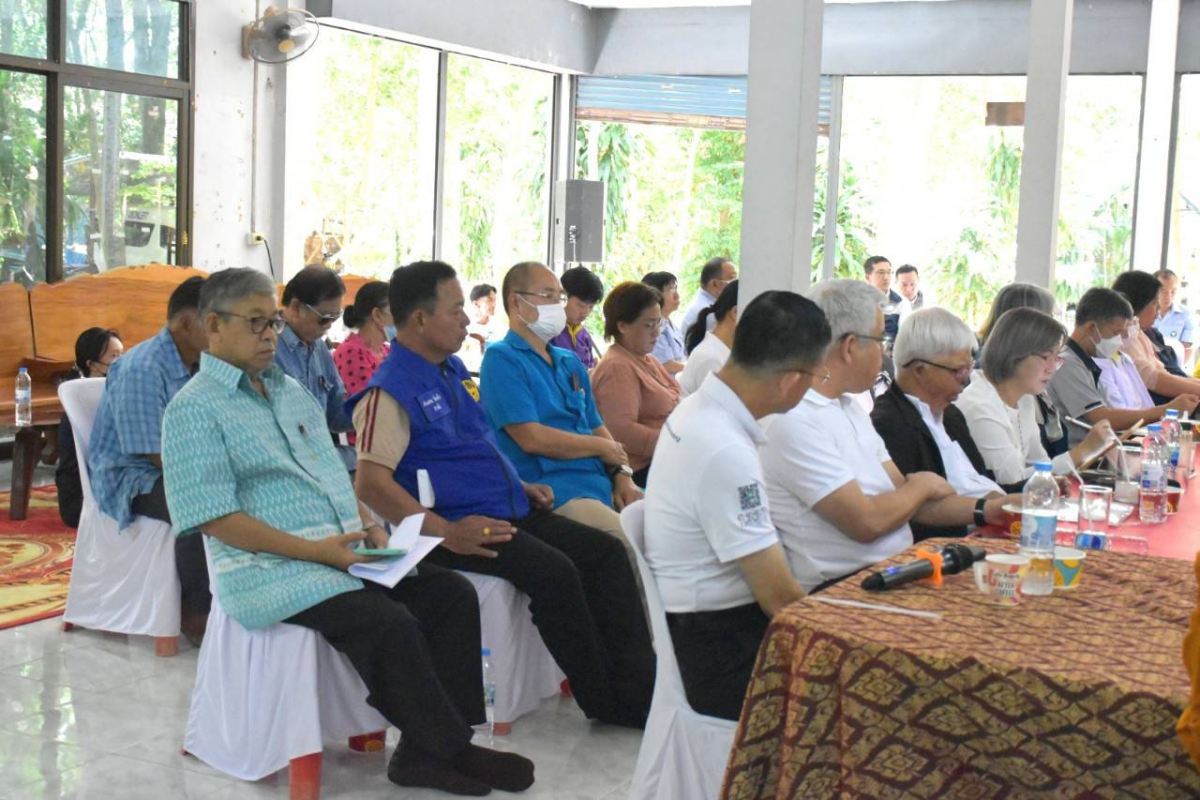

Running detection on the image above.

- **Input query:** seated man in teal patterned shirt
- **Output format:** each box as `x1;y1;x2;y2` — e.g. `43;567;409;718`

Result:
162;268;533;796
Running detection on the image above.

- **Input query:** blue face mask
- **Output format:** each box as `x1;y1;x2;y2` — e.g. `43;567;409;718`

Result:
384;324;397;342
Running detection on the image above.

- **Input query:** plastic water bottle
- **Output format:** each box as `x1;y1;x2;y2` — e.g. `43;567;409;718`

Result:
1140;424;1168;524
475;648;496;742
1019;462;1058;596
14;367;31;427
1163;410;1181;480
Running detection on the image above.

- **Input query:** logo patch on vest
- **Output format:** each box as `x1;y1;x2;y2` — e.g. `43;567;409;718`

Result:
418;389;450;422
461;379;480;402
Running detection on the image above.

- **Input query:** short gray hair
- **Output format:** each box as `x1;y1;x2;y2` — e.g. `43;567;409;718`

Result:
894;307;977;368
805;279;885;342
981;307;1067;383
199;267;277;320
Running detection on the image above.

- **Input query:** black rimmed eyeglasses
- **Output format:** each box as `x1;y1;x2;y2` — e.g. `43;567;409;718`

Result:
218;311;287;335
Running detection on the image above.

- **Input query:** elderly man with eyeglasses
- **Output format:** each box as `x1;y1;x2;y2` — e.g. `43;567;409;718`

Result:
760;281;1015;592
276;265;356;470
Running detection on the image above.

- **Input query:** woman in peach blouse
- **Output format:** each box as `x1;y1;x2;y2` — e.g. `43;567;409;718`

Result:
591;282;683;488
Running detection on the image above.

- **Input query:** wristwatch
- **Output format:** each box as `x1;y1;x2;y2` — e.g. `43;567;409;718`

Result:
607;463;634;479
973;497;988;528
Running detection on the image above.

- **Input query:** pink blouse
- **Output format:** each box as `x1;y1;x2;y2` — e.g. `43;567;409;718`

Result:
334;332;389;444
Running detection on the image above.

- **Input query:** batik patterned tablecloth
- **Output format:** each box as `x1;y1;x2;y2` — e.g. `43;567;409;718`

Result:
721;539;1200;799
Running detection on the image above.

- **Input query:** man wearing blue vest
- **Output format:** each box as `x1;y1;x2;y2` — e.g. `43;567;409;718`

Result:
352;261;655;730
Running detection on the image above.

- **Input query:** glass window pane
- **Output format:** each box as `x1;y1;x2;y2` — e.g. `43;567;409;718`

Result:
289;28;438;278
0;1;48;59
1057;75;1141;297
0;70;47;285
63;87;178;274
67;0;180;78
841;76;1026;327
444;54;554;285
1169;75;1200;309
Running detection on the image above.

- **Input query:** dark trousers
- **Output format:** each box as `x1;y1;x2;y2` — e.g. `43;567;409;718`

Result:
132;476;212;615
424;508;655;725
287;564;484;760
666;603;769;721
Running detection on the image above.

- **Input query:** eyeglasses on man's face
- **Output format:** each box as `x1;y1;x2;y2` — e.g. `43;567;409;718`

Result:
905;358;972;383
516;290;568;305
303;301;342;325
219;311;287;335
794;367;831;385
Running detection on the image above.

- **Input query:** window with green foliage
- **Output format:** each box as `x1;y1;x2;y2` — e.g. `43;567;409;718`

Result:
443;53;555;285
0;0;192;284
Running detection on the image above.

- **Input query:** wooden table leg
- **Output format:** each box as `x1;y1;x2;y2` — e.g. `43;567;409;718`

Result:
10;426;42;521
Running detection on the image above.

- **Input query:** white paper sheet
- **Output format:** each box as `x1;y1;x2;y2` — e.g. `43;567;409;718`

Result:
349;513;442;588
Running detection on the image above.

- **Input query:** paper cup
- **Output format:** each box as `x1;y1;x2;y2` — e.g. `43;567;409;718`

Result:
1052;546;1086;590
972;554;1030;606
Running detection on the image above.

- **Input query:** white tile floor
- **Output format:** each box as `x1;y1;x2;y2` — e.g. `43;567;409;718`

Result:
0;463;642;800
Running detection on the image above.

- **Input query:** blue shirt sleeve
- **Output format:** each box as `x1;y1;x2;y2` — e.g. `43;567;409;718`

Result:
321;348;351;433
162;394;241;533
580;361;603;430
110;362;170;456
480;348;540;429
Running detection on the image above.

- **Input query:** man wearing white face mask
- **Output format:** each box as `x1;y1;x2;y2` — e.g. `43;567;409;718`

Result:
479;262;645;569
1047;287;1198;447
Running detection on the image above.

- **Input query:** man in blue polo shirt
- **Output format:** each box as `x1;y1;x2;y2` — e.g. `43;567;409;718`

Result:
352;261;655;730
481;262;641;557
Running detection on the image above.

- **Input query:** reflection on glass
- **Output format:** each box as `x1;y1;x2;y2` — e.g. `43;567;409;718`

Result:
66;0;180;78
0;1;48;59
0;70;47;286
289;28;438;279
63;87;178;273
841;76;1027;327
444;54;554;284
1057;76;1141;295
1169;76;1200;307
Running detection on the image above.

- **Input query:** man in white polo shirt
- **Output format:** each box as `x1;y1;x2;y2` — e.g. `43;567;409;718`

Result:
763;280;1012;592
644;290;832;721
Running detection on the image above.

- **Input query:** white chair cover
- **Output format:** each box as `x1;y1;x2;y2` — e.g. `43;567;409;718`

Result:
459;572;565;726
59;378;181;637
185;540;388;781
620;501;737;800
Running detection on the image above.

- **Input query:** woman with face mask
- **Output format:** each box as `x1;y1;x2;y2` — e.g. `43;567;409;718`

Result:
591;282;683;488
333;281;394;445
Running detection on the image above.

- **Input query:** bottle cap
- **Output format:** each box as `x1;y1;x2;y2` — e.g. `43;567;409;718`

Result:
1167;409;1180;418
17;367;26;373
1034;461;1052;471
481;648;491;657
1148;424;1162;432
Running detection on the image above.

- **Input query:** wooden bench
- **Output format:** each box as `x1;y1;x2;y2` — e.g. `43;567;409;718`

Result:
2;264;207;520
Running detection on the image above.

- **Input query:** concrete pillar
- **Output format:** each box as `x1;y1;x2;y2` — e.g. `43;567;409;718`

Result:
738;0;824;304
1131;0;1181;272
1013;0;1073;287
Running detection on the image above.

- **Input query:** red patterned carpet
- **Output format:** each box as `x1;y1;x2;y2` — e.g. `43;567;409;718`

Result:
0;486;75;630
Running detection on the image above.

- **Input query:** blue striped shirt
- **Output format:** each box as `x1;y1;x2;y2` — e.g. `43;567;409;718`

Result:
162;353;363;630
88;327;193;529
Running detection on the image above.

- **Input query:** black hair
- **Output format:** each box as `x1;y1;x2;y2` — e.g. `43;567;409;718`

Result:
282;265;345;307
1112;270;1162;316
470;283;497;303
699;257;731;287
561;266;605;304
73;327;120;378
895;264;918;277
863;255;890;275
730;290;832;374
391;260;458;326
342;281;390;330
641;271;677;294
603;282;662;341
167;275;206;321
686;279;738;355
1074;287;1134;327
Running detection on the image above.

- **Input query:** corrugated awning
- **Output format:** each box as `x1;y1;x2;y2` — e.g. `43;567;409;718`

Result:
576;74;832;132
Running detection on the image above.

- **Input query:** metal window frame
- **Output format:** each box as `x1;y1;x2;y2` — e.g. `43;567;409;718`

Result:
0;0;195;283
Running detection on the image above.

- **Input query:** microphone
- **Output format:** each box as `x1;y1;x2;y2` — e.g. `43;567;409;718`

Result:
860;543;986;592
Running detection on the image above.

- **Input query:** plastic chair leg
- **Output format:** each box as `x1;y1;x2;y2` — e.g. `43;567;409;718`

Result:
493;721;513;736
61;621;74;632
289;752;322;800
560;679;572;698
348;731;386;752
154;636;180;657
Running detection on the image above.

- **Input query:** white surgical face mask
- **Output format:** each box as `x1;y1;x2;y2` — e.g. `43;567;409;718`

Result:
519;296;567;343
1094;328;1123;360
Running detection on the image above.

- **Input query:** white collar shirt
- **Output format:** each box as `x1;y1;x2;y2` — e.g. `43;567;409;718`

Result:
905;391;1003;497
680;288;718;340
643;373;778;613
677;331;730;396
761;389;912;591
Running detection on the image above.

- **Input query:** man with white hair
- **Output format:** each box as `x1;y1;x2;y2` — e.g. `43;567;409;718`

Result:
761;280;1012;591
872;308;1016;541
